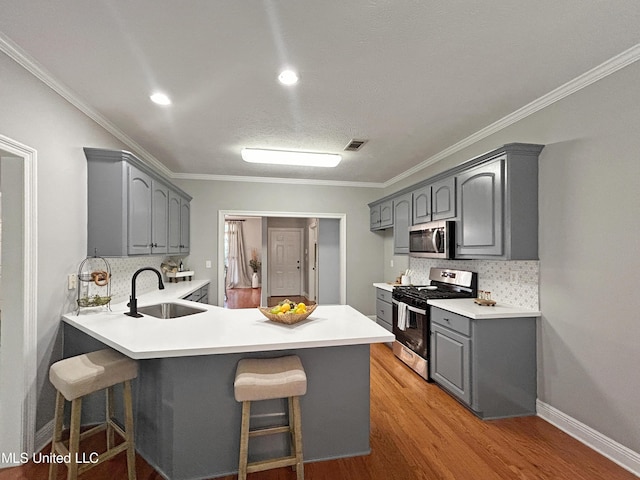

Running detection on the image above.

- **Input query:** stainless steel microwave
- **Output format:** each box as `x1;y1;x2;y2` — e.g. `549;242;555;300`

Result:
409;220;455;259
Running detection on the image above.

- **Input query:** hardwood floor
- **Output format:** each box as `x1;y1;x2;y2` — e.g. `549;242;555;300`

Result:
1;344;635;480
225;287;262;308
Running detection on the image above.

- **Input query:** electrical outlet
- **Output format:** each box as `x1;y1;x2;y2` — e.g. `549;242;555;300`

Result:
205;260;212;269
390;260;394;268
68;273;77;290
509;271;520;283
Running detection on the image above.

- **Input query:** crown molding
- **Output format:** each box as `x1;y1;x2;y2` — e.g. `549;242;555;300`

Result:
2;30;638;189
171;172;384;188
0;32;173;178
383;42;640;189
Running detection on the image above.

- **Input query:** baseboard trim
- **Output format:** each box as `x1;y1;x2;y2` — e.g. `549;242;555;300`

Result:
34;419;54;454
537;400;640;477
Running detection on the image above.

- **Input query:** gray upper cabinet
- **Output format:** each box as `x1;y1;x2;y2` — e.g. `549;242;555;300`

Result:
411;185;431;225
180;201;191;254
393;193;412;254
456;158;504;257
368;143;542;259
128;165;154;255
455;144;542;260
431;176;456;220
168;191;182;253
168;190;190;254
152;182;170;254
85;148;192;257
128;165;170;255
369;199;393;231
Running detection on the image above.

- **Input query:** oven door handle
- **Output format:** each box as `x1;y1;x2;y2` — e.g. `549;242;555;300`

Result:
392;299;427;316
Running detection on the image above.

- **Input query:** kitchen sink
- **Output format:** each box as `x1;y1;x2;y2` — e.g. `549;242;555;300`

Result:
137;302;206;319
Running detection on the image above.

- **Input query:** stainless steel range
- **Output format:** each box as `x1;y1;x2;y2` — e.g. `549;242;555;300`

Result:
392;268;477;380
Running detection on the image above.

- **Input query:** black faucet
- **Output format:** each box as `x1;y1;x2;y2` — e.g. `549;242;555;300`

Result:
125;267;165;317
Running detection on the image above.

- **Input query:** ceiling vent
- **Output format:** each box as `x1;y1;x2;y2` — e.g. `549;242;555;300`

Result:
344;139;368;151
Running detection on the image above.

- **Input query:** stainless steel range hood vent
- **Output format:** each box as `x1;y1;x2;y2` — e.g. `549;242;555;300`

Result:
344;139;367;151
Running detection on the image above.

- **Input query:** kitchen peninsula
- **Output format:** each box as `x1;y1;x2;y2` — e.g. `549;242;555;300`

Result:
62;286;393;480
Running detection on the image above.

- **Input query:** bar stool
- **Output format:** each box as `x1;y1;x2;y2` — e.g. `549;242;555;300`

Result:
234;355;307;480
48;349;138;480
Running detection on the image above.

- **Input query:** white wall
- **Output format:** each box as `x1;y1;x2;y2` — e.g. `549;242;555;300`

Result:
380;59;640;455
0;51;131;431
173;178;383;314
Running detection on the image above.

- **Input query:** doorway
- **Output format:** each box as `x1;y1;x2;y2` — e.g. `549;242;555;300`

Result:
0;135;37;467
218;211;346;308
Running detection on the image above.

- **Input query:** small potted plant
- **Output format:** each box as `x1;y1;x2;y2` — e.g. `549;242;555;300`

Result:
249;249;261;288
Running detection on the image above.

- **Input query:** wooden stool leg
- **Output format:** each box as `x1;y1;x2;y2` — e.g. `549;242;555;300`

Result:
66;398;82;480
123;380;137;480
106;385;115;450
238;401;251;480
48;391;65;480
291;396;304;480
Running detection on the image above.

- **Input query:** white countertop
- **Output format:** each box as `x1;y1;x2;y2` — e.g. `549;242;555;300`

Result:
373;282;396;292
428;298;541;319
63;285;394;359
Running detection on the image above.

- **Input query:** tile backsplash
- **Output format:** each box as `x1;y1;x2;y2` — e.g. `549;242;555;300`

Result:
78;256;187;305
409;258;539;310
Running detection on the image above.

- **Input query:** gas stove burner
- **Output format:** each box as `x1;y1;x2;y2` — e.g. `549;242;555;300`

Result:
392;268;478;308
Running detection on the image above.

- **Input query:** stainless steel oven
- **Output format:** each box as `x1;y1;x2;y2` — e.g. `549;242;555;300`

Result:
409;220;455;259
391;268;477;381
392;301;429;379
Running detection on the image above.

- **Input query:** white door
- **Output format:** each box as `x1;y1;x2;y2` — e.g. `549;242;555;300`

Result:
269;229;302;297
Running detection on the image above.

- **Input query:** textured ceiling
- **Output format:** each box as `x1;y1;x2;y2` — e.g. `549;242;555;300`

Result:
1;1;639;184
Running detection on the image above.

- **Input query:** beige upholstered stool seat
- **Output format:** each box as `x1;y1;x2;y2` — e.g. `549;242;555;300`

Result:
234;355;307;402
48;349;138;480
50;348;138;400
234;355;306;480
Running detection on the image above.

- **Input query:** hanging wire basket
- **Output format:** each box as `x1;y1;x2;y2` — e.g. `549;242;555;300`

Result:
76;256;112;313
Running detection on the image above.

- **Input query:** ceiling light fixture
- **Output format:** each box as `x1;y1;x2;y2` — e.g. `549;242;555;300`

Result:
241;148;341;167
278;70;299;86
150;92;171;105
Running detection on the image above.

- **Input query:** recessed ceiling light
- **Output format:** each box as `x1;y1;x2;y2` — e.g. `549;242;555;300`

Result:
150;92;171;105
278;70;299;86
241;148;341;167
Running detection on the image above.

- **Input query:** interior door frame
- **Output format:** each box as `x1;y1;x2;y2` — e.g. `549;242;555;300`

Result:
218;210;346;307
0;134;38;466
307;221;318;302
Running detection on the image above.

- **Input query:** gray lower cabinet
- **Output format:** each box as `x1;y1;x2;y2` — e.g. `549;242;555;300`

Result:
182;283;210;304
393;193;412;254
375;288;393;332
85;147;191;257
430;306;537;419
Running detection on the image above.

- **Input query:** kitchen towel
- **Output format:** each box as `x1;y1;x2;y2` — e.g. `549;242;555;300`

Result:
397;302;408;331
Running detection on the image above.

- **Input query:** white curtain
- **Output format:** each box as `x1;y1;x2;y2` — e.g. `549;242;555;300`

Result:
226;221;252;288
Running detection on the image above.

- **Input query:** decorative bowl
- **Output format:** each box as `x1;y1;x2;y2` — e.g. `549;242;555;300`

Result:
258;304;317;325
